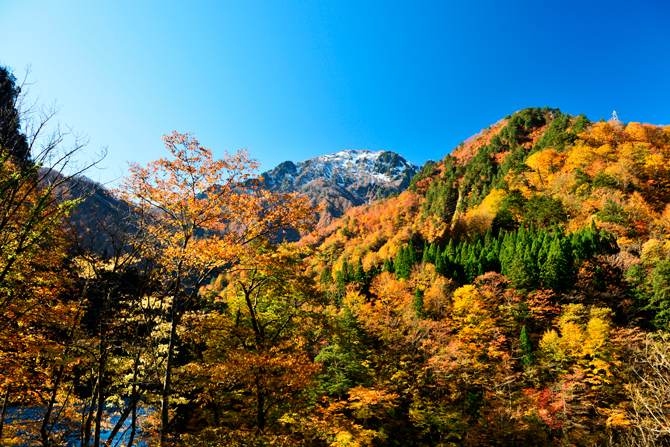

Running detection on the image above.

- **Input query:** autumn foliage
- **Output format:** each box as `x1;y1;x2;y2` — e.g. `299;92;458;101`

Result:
5;96;670;447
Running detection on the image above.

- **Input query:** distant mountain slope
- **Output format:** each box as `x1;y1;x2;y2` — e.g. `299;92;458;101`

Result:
260;149;419;227
43;172;138;255
292;108;670;445
59;150;419;248
303;106;670;275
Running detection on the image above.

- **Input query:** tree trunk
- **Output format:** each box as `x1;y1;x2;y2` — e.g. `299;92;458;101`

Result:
256;376;266;431
127;349;141;447
104;394;139;447
0;385;9;443
107;351;142;447
83;375;99;447
211;391;220;428
94;290;111;447
159;292;180;446
159;252;189;446
127;395;137;447
41;366;64;447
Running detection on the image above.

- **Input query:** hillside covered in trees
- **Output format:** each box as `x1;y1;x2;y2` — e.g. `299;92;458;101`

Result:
2;59;670;447
290;107;670;446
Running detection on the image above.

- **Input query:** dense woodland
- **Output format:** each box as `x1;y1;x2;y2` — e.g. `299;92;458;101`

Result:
1;66;670;447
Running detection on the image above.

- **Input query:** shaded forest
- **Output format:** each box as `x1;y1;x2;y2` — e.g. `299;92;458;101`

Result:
2;66;670;447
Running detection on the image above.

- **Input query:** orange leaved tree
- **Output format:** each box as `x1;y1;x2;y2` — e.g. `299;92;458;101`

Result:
116;132;316;445
184;241;323;438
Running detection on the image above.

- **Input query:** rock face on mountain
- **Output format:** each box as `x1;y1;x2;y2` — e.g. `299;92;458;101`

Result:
260;150;419;227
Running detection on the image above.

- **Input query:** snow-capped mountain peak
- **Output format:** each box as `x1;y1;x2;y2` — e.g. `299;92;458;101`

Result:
260;149;419;227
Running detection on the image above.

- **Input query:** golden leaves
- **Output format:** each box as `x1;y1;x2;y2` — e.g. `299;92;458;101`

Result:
524;149;567;191
538;304;616;387
116;132;317;277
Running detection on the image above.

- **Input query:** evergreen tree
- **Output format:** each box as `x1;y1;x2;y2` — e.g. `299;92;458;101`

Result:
464;251;479;284
320;266;332;287
537;232;551;269
508;244;537;290
524;243;539;286
520;326;533;368
477;250;486;277
499;231;516;276
485;249;500;273
491;235;501;258
427;243;437;265
396;246;411;280
354;258;366;284
647;260;670;331
540;236;574;291
436;247;446;276
413;287;425;318
0;66;30;166
395;246;405;276
367;263;380;280
446;239;456;261
474;239;483;257
484;227;493;248
590;218;598;241
383;257;395;273
408;238;417;265
337;258;352;285
458;242;468;266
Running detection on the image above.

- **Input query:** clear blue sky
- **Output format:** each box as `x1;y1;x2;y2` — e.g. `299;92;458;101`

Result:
2;0;669;185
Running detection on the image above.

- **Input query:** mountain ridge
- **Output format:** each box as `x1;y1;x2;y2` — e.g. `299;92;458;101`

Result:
260;149;420;227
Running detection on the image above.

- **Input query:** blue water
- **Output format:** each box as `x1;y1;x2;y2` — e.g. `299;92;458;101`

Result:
2;404;152;446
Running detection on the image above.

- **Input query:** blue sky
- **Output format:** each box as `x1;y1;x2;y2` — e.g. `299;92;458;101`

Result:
1;0;669;185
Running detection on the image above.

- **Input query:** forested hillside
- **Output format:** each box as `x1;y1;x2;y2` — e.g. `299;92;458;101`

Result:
288;107;670;446
2;59;670;447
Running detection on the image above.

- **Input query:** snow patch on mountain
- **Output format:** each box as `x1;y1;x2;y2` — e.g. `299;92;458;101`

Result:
262;150;417;199
260;150;419;227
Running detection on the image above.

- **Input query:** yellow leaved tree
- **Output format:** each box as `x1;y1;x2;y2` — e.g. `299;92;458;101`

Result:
183;241;323;437
116;131;316;445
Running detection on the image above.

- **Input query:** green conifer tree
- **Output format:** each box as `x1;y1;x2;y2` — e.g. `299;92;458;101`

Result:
537;232;551;269
524;244;539;286
647;260;670;330
458;243;468;266
354;258;366;284
508;244;536;290
320;266;332;286
446;239;456;261
383;257;395;273
520;326;533;368
485;249;500;273
367;263;380;280
414;287;425;318
484;227;493;248
395;246;405;275
436;247;446;276
427;243;437;264
408;238;417;265
396;246;411;280
477;250;486;277
337;258;352;285
464;251;480;284
540;236;574;291
499;231;516;276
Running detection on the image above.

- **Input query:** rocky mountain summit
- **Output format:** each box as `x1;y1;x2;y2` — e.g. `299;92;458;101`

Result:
260;150;419;226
